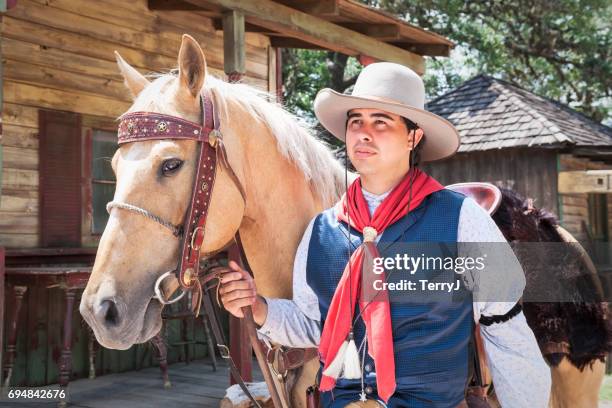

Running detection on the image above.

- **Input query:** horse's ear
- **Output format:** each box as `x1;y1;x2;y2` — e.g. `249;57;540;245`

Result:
178;34;206;99
115;51;150;98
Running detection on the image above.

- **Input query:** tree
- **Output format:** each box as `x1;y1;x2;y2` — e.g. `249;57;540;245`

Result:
281;0;611;125
370;0;611;123
281;49;362;147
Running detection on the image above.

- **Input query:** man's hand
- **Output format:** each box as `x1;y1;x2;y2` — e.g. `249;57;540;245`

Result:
217;260;267;325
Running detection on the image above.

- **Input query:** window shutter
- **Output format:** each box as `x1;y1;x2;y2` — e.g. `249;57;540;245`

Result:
39;110;82;247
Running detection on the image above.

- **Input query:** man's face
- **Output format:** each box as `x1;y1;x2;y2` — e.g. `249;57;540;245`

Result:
345;108;415;176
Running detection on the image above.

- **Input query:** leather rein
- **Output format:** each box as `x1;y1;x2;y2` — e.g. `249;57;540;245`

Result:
106;90;283;408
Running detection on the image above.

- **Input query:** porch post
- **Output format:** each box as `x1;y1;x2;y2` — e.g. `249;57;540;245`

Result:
223;10;246;82
223;9;251;384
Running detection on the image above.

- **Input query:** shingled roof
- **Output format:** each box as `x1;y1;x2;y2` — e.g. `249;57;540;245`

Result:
426;75;612;153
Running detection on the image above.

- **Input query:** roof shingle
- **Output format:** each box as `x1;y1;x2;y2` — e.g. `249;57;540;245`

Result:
426;75;612;152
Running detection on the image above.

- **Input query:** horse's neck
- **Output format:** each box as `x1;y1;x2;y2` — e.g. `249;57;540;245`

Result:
238;135;327;299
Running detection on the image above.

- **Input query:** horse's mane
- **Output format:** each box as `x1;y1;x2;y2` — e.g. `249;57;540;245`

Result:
128;72;346;208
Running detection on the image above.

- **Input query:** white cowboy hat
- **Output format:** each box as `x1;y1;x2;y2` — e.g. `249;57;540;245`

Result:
314;62;460;162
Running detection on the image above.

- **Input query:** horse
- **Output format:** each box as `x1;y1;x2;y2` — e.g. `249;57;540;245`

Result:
79;34;342;407
79;34;610;407
492;188;611;408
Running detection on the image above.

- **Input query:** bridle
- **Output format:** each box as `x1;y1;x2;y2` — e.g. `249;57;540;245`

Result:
105;89;288;408
107;90;246;312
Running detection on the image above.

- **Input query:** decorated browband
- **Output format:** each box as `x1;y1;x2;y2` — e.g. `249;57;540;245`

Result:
117;112;212;145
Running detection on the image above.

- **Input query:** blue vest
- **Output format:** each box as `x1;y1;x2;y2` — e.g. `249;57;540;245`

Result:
306;189;473;407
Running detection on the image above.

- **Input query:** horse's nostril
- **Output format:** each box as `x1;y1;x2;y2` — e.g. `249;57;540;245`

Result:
99;299;121;327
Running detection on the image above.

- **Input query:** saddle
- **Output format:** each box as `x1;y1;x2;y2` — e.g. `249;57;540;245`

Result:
446;182;502;215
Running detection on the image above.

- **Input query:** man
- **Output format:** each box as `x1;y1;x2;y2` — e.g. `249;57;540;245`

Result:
219;63;550;407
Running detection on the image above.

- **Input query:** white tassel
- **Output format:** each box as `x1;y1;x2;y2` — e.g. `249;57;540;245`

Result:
342;335;362;379
322;338;348;379
323;333;362;380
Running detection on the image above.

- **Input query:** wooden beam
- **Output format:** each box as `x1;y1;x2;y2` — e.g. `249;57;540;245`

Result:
392;42;451;57
559;170;612;194
275;47;282;102
222;10;246;76
148;0;205;10
571;147;612;160
148;0;223;12
338;23;401;40
269;37;324;49
184;0;425;73
268;45;277;96
275;0;339;16
213;19;278;35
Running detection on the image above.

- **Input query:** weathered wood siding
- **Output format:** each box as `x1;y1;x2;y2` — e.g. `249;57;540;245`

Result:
422;148;559;214
4;284;216;386
0;0;275;248
558;154;612;243
0;0;271;387
424;149;611;246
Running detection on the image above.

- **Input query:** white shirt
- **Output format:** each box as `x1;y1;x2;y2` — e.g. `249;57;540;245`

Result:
258;188;551;407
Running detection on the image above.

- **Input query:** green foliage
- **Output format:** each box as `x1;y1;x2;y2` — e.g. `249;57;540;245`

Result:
282;49;332;120
281;49;363;147
369;0;612;123
281;0;611;125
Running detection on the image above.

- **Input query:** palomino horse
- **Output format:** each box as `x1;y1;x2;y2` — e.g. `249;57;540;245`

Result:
79;34;343;407
80;35;609;407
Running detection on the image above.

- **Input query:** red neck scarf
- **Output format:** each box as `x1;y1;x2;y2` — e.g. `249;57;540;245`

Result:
318;168;444;402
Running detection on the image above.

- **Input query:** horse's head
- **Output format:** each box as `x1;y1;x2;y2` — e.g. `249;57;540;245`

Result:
80;35;245;349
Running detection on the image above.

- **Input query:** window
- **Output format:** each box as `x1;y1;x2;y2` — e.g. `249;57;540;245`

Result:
91;130;117;234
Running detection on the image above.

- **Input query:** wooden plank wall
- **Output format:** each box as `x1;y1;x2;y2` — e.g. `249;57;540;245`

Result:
0;0;272;387
558;154;612;243
0;0;275;248
0;247;4;386
4;285;214;386
423;148;560;214
424;149;612;245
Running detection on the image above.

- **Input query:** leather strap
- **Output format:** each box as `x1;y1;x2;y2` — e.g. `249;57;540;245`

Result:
267;345;319;374
200;282;264;408
179;93;280;407
471;323;491;400
234;231;287;408
306;385;319;408
479;302;522;326
176;93;219;292
117;91;268;408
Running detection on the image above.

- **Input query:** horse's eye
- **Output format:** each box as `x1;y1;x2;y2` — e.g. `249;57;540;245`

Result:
161;158;183;176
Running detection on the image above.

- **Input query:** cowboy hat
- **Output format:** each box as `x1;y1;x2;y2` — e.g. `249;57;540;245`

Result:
314;62;460;162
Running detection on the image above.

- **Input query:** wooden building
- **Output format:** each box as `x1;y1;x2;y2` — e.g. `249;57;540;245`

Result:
0;0;454;388
424;75;612;256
